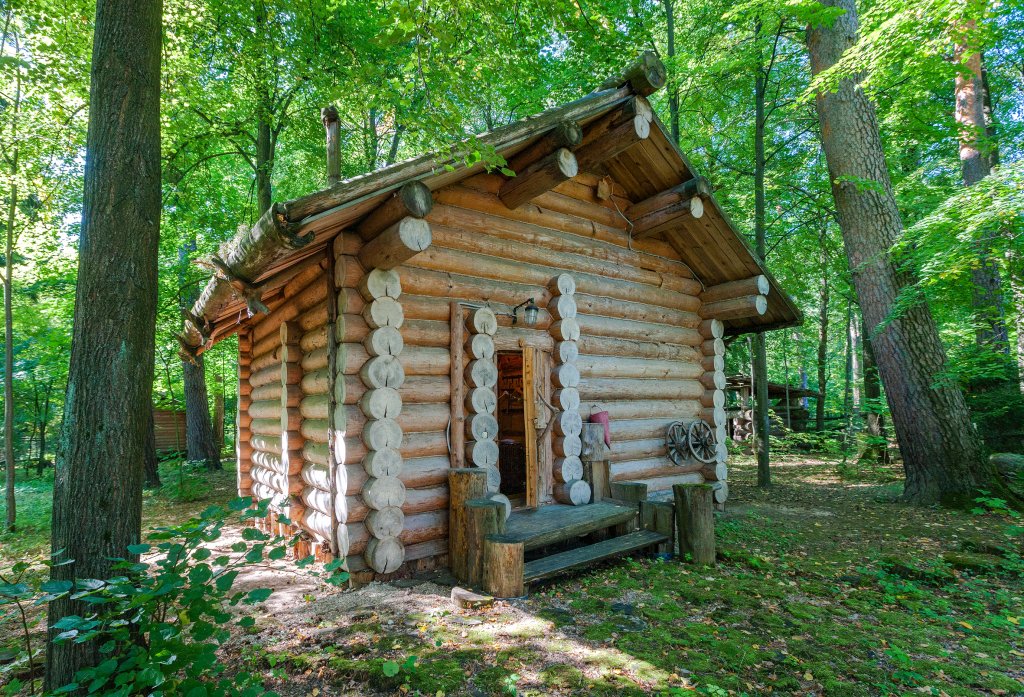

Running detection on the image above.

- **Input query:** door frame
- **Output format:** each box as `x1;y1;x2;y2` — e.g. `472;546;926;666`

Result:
521;344;553;507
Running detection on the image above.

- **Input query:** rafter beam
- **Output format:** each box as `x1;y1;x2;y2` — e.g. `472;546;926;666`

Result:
627;177;712;239
499;148;579;209
357;180;434;241
574;99;653;173
358;217;432;270
497;121;583;210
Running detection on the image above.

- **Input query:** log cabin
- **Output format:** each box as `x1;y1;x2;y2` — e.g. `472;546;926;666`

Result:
180;53;801;593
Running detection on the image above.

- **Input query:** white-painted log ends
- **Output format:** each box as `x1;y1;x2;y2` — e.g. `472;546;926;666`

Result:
357;266;408;573
547;274;585;504
699;315;728;495
464;305;500;492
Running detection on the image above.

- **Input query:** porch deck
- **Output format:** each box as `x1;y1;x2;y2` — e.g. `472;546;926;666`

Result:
493;501;640;551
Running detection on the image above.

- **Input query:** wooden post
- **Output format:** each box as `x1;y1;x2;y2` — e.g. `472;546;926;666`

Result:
641;500;675;555
522;345;538;506
580;422;610;501
483;538;524;598
322;106;341;187
610;481;646;535
448;468;487;583
465;498;503;588
673;483;715;565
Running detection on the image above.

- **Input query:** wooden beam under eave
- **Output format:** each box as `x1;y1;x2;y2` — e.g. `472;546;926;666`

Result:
356;180;434;241
574;103;652;173
497;120;583;210
499;148;579;209
358;217;432;270
627;177;712;239
699;294;768;320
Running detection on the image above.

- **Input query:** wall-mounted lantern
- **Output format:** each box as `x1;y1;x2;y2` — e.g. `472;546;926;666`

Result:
511;298;540;327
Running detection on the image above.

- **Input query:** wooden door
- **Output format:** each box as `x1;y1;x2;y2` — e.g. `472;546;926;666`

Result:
522;346;553;507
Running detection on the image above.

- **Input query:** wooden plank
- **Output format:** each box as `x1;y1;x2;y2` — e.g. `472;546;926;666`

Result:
523;346;539;508
493;501;636;550
539;349;554;504
523;530;667;583
640;500;675;555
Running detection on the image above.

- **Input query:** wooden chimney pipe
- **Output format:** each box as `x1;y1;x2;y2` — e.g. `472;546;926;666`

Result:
322;106;341;187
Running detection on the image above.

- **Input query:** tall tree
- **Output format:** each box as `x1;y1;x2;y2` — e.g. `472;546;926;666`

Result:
2;12;22;531
178;245;220;469
143;404;161;488
663;0;680;145
752;17;786;487
807;0;1008;505
45;0;162;687
860;319;890;463
954;16;1009;353
815;226;830;432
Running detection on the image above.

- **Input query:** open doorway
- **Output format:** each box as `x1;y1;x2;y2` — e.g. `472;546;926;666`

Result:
496;352;528;507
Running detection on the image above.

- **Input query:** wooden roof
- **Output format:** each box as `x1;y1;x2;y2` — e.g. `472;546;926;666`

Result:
194;83;801;346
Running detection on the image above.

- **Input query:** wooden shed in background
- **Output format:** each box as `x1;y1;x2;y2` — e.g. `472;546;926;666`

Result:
181;53;801;589
152;408;186;453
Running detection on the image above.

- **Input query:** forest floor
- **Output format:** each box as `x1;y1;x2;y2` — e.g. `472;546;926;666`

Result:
2;453;1023;696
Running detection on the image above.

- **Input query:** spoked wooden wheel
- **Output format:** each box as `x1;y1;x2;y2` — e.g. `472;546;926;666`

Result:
688;420;717;464
666;421;688;465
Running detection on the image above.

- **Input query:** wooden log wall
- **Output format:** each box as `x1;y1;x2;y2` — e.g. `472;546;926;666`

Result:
279;321;306;524
698;318;729;503
324;235;453;575
237;330;253;496
240;259;330;546
398;171;710;495
355;265;407;574
237;166;743;575
547;273;590;506
293;250;340;552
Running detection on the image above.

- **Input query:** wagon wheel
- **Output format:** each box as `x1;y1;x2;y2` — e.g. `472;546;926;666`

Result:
666;421;688;465
688;420;717;464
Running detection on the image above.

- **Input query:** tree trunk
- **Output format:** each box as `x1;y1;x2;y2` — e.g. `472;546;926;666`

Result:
178;245;220;470
182;351;221;469
849;305;862;415
816;239;829;432
256;114;273;215
4;180;15;532
954;22;1009;353
665;0;680;145
980;54;1024;392
860;320;890;464
808;0;1003;506
753;34;770;486
45;0;161;688
842;299;853;447
386;121;404;166
4;51;20;532
143;404;161;488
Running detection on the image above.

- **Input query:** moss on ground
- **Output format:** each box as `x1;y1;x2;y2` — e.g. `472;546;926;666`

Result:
7;455;1022;696
178;457;1024;695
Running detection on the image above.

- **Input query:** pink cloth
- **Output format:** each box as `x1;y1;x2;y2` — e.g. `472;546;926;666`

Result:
589;410;611;447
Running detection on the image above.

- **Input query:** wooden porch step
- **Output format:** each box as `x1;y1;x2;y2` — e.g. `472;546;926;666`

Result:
493;501;638;551
523;529;668;584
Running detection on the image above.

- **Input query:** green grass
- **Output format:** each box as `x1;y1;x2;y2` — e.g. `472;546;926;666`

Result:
239;454;1023;696
0;455;239;567
4;452;1023;696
